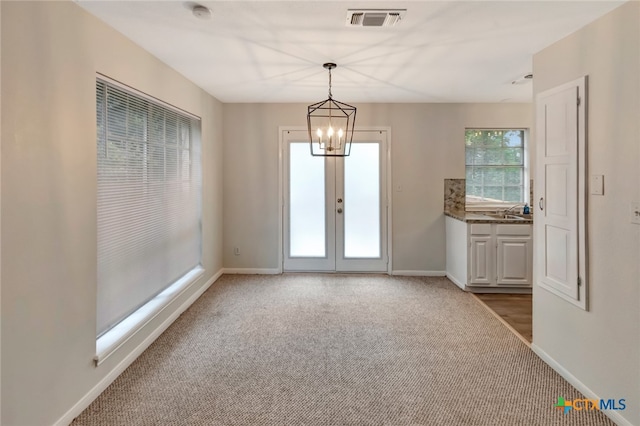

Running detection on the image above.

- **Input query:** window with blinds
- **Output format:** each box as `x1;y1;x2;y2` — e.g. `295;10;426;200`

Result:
96;79;202;337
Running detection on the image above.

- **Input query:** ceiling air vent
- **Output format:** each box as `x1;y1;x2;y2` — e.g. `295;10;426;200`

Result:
346;9;406;27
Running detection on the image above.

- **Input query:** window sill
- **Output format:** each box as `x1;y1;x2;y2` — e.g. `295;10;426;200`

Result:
95;265;205;366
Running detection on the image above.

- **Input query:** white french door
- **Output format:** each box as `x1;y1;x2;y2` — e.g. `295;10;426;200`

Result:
282;129;389;272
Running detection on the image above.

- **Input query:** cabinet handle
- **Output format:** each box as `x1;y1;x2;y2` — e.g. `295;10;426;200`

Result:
539;197;544;211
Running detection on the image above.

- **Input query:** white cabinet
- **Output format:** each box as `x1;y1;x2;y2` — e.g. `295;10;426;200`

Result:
469;224;494;286
446;217;532;292
495;225;533;286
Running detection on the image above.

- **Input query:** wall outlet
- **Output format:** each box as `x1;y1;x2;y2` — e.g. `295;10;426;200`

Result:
234;247;241;255
631;202;640;225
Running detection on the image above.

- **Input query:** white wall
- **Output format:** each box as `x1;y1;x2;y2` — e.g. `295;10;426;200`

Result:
0;2;3;421
532;2;640;425
223;103;531;273
1;2;223;425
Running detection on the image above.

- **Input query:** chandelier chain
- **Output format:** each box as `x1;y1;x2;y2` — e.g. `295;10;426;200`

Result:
328;67;332;99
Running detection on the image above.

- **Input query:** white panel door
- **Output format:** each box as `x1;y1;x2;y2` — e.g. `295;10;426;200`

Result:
283;129;388;272
535;77;587;309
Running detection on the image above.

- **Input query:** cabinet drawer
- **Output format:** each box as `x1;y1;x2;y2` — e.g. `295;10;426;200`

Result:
496;224;531;236
470;224;492;235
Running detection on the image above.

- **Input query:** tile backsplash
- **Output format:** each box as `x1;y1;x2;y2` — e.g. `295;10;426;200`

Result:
529;180;534;208
444;179;465;214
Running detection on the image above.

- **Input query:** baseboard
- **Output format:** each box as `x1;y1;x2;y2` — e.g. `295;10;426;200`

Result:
391;270;446;277
531;344;633;426
54;269;223;426
445;273;466;290
222;268;281;275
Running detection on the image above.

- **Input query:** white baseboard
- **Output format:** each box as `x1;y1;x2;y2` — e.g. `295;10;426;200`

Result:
222;268;281;275
54;269;223;426
391;270;446;277
531;344;633;426
445;273;466;290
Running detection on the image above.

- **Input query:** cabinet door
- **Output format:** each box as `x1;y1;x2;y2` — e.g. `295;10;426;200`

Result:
496;237;532;286
469;236;494;286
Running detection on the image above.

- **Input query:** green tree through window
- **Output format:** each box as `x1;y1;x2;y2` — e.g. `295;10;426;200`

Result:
465;129;525;204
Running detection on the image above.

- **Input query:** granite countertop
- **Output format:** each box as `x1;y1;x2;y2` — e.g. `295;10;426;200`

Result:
445;209;533;224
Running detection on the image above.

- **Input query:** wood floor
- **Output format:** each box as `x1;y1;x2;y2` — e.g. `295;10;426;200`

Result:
474;293;532;343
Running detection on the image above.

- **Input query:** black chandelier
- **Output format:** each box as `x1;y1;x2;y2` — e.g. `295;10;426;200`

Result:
307;63;357;157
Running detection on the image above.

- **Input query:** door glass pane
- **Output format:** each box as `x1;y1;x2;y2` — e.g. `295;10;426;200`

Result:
289;143;325;257
344;143;380;258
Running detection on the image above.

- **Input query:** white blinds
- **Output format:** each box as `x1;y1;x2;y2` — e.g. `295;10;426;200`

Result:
96;79;202;337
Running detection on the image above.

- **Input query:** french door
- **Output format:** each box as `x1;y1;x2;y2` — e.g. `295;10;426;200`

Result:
282;129;389;272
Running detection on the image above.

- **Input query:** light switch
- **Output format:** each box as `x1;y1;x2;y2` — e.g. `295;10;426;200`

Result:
590;175;604;195
631;202;640;225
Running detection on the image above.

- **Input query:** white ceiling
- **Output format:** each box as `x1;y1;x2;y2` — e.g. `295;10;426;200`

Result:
77;0;625;103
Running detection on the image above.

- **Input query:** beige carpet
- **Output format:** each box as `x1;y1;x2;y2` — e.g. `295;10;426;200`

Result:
73;274;613;425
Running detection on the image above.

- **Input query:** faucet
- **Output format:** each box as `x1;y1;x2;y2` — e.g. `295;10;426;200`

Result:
500;204;522;217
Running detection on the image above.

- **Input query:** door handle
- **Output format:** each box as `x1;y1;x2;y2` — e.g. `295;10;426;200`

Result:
337;208;343;214
539;197;544;211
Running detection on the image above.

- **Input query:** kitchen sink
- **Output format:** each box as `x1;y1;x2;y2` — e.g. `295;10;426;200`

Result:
479;212;530;220
480;212;507;219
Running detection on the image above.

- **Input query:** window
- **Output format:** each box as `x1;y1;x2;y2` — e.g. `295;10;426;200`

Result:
465;129;526;206
96;78;202;341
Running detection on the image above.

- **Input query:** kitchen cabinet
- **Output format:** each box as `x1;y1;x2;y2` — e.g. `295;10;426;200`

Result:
446;217;532;292
468;224;494;286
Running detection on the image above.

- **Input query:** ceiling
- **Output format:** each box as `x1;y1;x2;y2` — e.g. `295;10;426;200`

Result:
77;1;625;103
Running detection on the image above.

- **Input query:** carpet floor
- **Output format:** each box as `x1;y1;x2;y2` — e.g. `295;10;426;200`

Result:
72;274;614;425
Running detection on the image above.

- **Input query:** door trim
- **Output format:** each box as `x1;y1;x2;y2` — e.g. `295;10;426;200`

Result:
278;126;393;274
